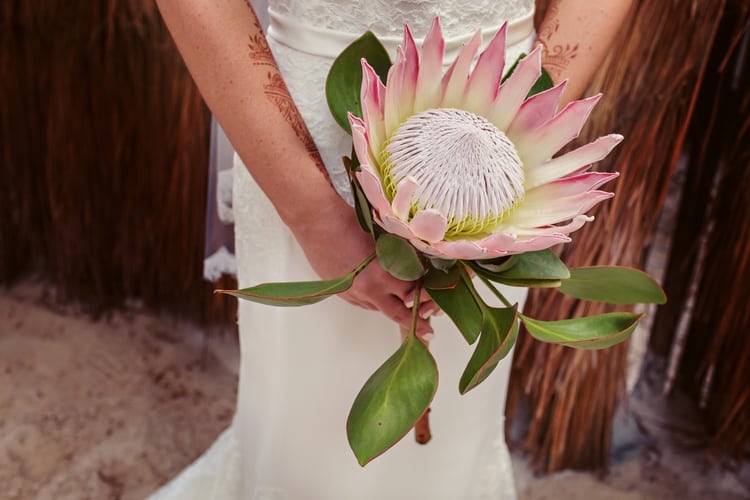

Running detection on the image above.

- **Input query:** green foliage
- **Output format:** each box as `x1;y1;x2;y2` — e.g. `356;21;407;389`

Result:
459;304;518;394
376;233;425;281
470;250;569;287
426;277;483;344
221;275;355;307
347;334;438;466
521;312;644;349
326;32;391;133
558;266;667;304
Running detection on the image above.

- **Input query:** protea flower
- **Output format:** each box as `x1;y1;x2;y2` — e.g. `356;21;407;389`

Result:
350;17;622;260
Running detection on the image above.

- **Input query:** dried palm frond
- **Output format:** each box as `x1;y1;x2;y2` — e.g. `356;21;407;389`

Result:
508;0;726;472
0;1;234;324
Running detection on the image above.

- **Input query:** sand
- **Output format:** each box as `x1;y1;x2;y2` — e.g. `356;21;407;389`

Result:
1;282;747;500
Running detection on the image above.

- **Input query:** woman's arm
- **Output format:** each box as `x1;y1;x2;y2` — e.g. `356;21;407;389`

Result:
155;0;434;334
536;0;634;104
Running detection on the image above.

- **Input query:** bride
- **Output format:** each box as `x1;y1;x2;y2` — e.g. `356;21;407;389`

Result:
151;1;631;498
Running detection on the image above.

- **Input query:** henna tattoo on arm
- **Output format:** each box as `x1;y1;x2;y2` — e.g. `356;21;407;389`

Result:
246;17;328;178
535;1;579;82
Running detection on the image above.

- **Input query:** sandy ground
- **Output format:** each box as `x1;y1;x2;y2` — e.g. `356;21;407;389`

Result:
1;282;748;500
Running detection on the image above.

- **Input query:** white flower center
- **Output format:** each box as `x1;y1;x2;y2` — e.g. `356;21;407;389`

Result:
382;108;524;236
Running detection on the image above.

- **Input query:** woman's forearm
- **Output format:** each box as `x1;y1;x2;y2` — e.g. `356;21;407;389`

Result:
155;0;344;230
536;0;634;104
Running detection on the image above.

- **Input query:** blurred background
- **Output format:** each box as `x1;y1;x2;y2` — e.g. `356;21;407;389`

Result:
1;0;748;498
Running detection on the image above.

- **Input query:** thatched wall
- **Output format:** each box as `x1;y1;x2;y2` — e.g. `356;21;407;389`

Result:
652;1;750;461
0;1;234;322
509;0;728;472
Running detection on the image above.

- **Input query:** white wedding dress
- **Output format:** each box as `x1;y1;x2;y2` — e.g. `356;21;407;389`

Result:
151;1;534;499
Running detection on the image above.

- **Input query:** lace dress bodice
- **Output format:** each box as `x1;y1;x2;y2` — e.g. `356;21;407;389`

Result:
270;0;534;39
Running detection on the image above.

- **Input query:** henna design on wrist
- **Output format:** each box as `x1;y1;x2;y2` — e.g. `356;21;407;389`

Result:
535;1;579;82
246;16;328;177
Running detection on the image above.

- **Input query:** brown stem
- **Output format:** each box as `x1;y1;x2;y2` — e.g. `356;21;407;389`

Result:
414;407;432;444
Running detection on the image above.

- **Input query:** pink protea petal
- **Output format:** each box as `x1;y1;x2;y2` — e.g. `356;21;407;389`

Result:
463;23;507;114
430;239;496;260
349;114;380;173
360;60;387;154
414;16;445;112
506;214;593;236
505;190;614;228
355;169;390;215
488;233;571;254
380;213;417;240
524;134;624;189
383;49;408;136
391;176;418;219
410;238;448;258
440;30;483;108
488;46;542;130
506;80;567;140
525;172;619;200
515;94;602;166
408;209;448;243
399;24;419;116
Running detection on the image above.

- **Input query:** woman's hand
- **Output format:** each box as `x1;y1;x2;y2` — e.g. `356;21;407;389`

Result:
291;198;437;339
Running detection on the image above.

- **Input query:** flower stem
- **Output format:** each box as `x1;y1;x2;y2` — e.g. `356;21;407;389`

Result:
400;279;431;444
476;274;513;308
352;252;377;275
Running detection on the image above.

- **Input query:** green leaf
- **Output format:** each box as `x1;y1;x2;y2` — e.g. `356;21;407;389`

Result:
326;31;391;134
423;264;460;290
521;312;644;349
558;266;667;305
470;249;569;287
220;274;355;307
427;278;483;344
375;233;425;281
347;334;438;466
459;305;518;394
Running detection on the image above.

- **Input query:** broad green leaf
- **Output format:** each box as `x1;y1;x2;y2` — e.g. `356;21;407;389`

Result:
376;233;425;281
470;249;569;286
423;264;460;290
459;305;518;394
521;312;644;349
427;277;483;344
326;32;391;134
220;273;354;307
347;334;438;466
558;266;667;304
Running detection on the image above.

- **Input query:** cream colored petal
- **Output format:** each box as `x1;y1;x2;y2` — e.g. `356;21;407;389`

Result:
414;16;445;112
488;46;542;130
524;134;624;189
440;31;482;108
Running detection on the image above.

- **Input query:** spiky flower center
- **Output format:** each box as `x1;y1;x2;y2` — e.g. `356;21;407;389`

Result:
381;108;525;237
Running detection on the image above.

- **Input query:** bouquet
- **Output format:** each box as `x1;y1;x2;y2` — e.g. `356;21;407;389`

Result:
222;18;666;466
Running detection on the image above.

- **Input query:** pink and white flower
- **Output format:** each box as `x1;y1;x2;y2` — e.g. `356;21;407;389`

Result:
350;17;621;260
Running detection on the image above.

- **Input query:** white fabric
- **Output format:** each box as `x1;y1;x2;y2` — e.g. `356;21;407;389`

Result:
151;1;534;499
